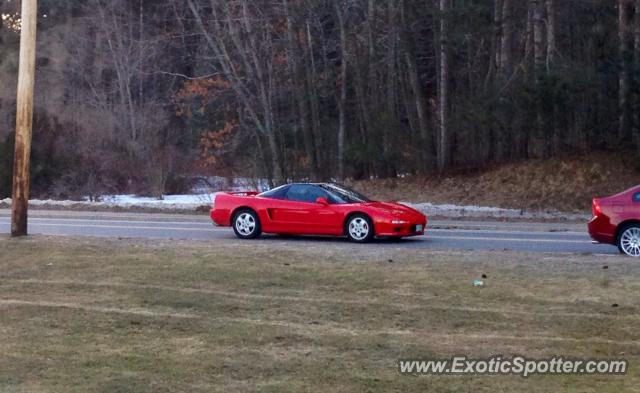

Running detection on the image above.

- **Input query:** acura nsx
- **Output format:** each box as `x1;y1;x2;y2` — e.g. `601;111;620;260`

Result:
210;183;427;242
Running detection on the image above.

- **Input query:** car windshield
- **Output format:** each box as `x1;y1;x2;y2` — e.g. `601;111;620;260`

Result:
319;184;371;204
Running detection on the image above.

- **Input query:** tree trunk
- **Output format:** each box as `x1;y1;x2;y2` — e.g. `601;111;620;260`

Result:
306;20;323;174
499;0;512;79
545;0;557;68
381;0;397;170
531;0;546;156
437;0;450;173
523;2;534;81
485;0;502;86
634;0;640;156
619;0;632;142
532;0;545;82
545;0;558;152
406;52;434;172
366;0;376;104
283;0;317;177
336;2;348;180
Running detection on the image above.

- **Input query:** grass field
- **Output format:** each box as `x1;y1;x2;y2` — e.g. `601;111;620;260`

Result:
0;235;639;392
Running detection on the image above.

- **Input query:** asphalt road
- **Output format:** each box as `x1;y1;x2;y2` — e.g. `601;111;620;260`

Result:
0;209;619;255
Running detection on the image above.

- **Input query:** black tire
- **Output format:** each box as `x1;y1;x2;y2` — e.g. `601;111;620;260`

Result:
232;209;262;239
345;214;375;243
617;223;640;257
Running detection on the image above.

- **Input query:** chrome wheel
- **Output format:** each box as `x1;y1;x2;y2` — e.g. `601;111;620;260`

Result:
620;227;640;257
235;213;256;236
348;217;370;241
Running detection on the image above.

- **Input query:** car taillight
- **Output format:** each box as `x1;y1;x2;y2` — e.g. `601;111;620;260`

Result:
592;199;602;216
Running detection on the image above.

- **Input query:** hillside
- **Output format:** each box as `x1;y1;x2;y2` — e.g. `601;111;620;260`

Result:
348;151;640;213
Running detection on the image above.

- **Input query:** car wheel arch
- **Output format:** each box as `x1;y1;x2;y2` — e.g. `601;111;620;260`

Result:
616;220;640;241
231;206;259;223
343;212;375;236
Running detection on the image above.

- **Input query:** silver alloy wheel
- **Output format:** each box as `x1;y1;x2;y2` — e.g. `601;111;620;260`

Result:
620;227;640;257
348;217;370;241
235;213;256;236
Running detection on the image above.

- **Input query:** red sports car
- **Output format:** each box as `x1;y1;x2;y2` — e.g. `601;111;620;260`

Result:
589;185;640;257
210;183;427;242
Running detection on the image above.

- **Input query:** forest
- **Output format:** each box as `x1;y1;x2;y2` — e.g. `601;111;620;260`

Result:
0;0;639;198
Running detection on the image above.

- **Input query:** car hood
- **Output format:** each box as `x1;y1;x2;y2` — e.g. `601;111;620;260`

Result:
364;201;426;218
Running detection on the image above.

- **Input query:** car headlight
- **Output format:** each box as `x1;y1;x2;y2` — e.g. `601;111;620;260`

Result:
391;220;408;225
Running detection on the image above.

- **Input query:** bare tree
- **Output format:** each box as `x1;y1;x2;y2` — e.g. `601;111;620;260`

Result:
283;0;317;177
499;0;512;79
545;0;557;68
3;0;639;195
619;0;633;142
437;0;450;173
531;0;545;82
336;1;348;180
523;2;534;80
634;0;640;154
186;0;285;184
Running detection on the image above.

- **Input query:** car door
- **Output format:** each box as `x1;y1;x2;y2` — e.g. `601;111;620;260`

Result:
269;185;340;234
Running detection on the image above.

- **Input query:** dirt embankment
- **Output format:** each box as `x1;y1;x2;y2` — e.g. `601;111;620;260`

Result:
348;151;640;212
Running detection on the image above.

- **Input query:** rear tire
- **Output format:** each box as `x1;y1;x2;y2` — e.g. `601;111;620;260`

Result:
345;214;374;243
232;209;262;240
617;224;640;257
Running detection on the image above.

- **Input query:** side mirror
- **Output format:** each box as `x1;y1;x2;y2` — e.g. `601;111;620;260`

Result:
316;197;329;206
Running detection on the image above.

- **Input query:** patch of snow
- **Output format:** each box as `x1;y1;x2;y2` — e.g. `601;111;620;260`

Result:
99;194;214;206
0;194;215;211
405;202;588;221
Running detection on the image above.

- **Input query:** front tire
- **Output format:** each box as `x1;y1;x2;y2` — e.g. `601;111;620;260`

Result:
617;224;640;257
346;214;374;243
232;209;262;240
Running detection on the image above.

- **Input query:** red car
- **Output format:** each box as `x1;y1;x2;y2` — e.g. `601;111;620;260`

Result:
589;185;640;257
210;183;427;242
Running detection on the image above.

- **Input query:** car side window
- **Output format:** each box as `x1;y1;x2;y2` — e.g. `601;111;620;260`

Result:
285;185;329;203
259;185;290;200
633;192;640;203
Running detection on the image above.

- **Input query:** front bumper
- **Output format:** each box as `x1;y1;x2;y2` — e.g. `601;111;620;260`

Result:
376;221;427;237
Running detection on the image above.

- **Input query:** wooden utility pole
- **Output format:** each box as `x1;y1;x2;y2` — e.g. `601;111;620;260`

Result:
11;0;38;237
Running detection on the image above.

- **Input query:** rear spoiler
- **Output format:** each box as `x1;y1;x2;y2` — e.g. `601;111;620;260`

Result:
223;191;260;196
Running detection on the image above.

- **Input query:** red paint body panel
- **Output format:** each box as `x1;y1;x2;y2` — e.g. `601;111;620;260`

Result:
210;192;427;238
588;186;640;244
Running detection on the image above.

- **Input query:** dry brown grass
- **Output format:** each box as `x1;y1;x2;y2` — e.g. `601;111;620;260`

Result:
347;151;640;212
0;235;639;392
